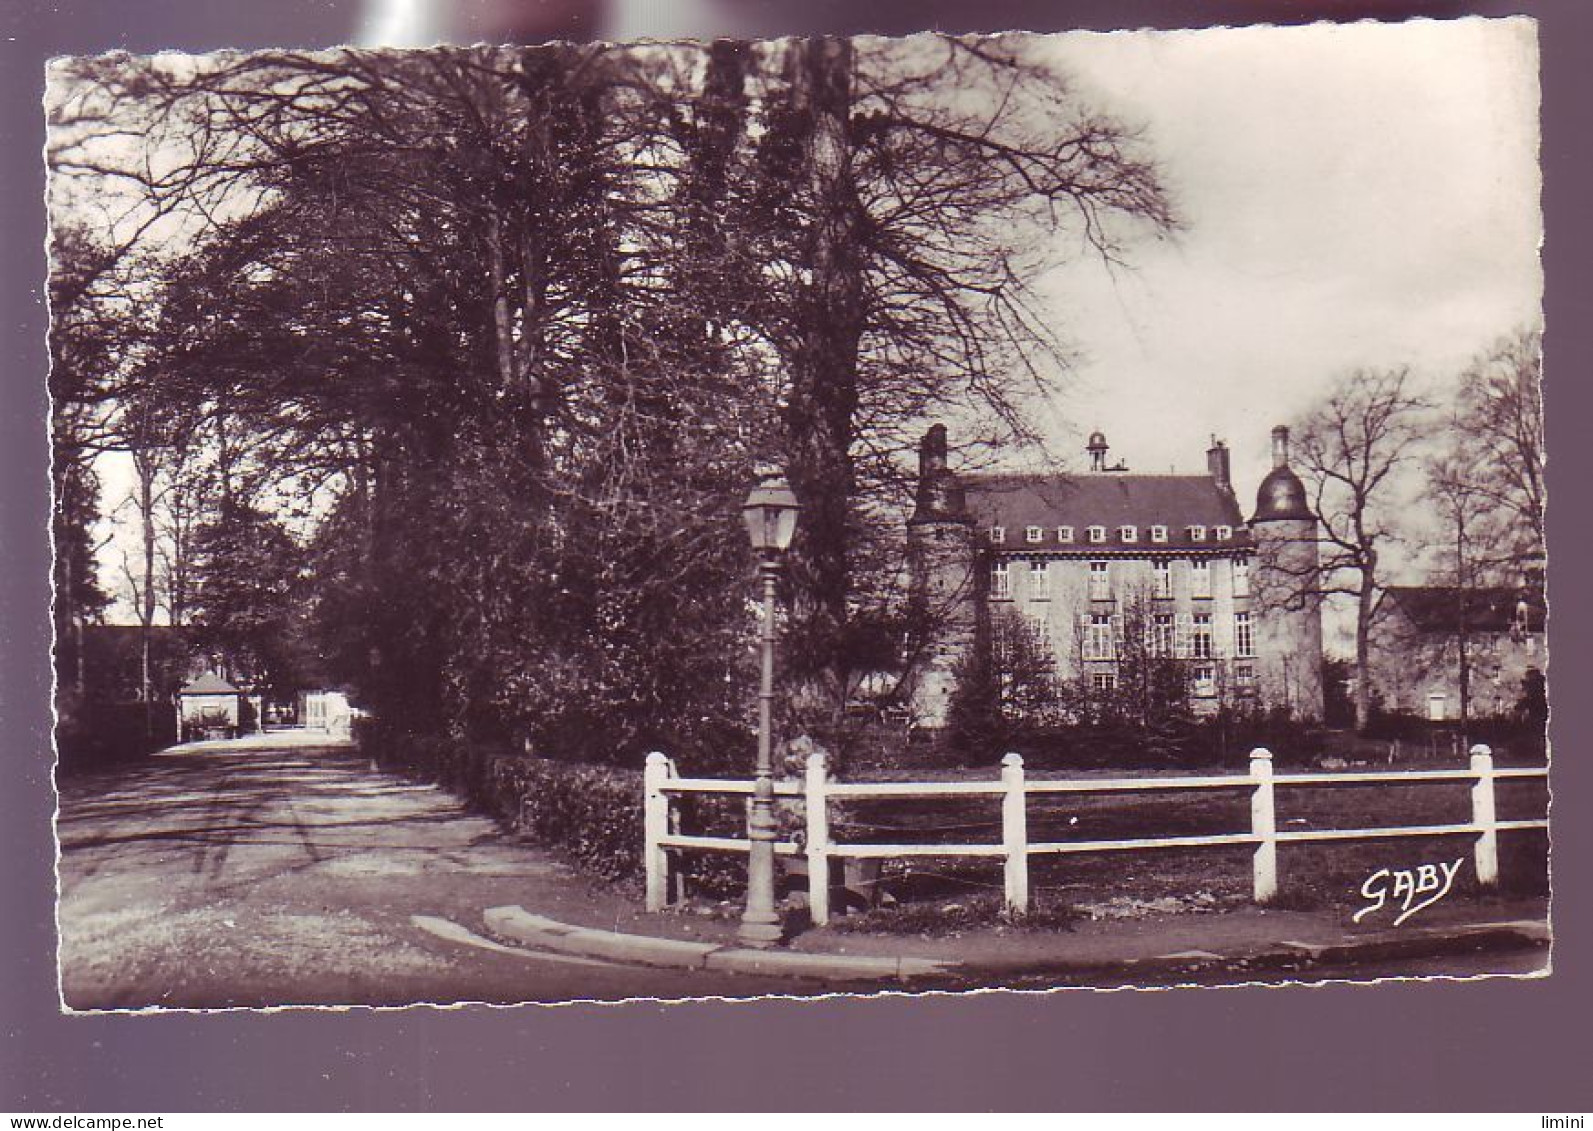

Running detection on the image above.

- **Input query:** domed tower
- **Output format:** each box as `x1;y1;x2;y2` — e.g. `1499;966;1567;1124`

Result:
1087;429;1110;472
906;424;979;727
1249;425;1325;720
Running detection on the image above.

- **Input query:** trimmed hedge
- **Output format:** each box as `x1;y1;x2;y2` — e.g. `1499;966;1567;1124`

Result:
56;699;178;774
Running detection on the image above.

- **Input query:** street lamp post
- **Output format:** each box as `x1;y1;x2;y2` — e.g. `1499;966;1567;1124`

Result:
739;475;801;949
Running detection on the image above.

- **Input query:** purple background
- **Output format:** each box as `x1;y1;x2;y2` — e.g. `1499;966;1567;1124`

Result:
3;0;1588;1112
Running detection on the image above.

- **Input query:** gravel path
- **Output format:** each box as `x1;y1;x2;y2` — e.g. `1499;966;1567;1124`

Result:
56;735;786;1009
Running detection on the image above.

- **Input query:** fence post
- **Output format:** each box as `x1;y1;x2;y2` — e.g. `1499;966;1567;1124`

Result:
806;751;831;925
666;757;686;905
1470;744;1499;888
643;751;671;912
1001;753;1029;916
1250;747;1278;904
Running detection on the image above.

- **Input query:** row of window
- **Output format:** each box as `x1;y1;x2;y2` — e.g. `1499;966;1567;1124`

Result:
1066;611;1254;661
992;558;1250;601
1091;663;1256;696
991;524;1236;545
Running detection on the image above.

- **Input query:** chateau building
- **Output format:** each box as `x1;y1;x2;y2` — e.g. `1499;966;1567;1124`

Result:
906;423;1325;726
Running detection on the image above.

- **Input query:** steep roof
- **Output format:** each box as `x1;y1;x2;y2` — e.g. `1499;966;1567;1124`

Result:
177;672;240;696
963;473;1250;552
1383;586;1546;634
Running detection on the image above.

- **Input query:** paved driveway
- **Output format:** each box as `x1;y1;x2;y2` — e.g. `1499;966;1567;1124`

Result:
56;733;775;1009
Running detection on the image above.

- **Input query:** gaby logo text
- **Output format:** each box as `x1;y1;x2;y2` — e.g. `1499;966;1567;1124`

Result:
1353;858;1464;926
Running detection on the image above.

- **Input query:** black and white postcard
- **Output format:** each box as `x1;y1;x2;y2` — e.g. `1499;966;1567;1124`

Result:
45;18;1548;1012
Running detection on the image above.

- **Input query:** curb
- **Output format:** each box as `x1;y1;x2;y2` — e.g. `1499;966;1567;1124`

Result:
482;906;958;983
1268;919;1550;966
480;906;1548;985
952;919;1551;981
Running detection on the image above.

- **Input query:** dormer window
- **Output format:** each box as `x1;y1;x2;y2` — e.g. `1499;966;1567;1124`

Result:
1150;525;1168;544
1188;525;1207;542
1216;525;1233;541
1087;525;1107;544
1057;526;1075;543
989;526;1005;544
1120;525;1138;542
1025;525;1043;544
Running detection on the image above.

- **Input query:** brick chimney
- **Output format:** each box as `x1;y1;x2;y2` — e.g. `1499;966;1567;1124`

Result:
1206;436;1232;493
1271;425;1292;468
911;424;967;523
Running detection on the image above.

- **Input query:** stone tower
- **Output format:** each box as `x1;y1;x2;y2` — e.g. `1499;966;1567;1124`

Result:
1249;425;1325;720
906;424;979;727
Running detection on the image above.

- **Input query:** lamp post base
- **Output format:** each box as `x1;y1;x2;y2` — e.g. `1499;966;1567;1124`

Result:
735;912;784;949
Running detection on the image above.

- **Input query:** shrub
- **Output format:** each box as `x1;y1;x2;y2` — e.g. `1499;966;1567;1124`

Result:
358;719;751;896
55;698;178;774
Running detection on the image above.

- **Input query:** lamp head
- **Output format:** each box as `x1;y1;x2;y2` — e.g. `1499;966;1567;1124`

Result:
742;474;801;554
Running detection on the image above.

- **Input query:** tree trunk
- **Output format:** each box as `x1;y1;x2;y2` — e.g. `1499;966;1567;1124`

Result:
1354;568;1376;734
1456;516;1471;743
780;37;868;721
136;451;158;739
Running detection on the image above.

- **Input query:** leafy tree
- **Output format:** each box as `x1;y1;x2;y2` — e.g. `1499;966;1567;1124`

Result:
47;39;1172;775
188;502;312;697
945;608;1063;755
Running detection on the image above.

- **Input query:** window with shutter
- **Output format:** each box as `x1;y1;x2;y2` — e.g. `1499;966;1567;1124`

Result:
1234;612;1254;658
1085;613;1114;660
1153;613;1175;657
1088;560;1110;600
990;561;1010;599
1029;560;1050;599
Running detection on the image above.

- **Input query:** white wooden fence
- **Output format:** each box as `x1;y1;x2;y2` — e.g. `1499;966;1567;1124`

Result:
642;746;1547;922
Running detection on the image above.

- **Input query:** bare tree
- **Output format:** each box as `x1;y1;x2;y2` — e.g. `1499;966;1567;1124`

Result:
1454;327;1545;568
1290;368;1429;733
749;35;1174;726
1423;418;1486;736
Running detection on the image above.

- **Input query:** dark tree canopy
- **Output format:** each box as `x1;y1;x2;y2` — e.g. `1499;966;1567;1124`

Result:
47;38;1172;768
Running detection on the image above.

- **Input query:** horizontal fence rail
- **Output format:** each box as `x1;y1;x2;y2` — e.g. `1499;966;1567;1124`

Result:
641;746;1548;921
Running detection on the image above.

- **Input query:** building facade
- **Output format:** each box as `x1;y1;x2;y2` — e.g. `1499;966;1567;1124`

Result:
906;424;1325;726
1366;582;1546;721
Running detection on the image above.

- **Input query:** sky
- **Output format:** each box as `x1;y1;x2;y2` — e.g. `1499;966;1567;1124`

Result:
1028;19;1542;500
82;18;1543;632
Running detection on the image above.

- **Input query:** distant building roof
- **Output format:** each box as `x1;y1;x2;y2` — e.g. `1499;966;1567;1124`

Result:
177;672;240;696
964;473;1249;551
1383;586;1545;635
